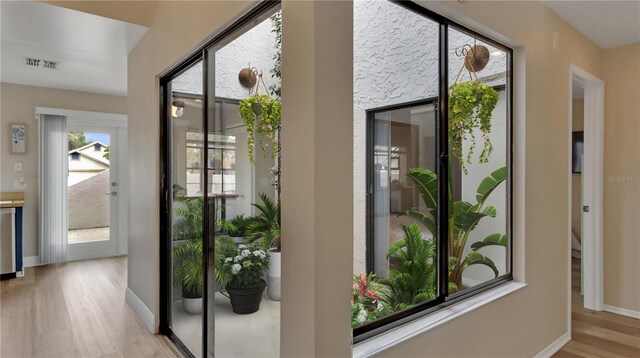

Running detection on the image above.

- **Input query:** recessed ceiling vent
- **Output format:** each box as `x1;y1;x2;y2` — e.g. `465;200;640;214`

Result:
24;57;59;70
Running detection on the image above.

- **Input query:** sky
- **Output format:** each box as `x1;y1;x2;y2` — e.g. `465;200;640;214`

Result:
85;133;110;145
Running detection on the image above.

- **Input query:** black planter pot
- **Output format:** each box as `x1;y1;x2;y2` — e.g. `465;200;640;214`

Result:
225;280;267;314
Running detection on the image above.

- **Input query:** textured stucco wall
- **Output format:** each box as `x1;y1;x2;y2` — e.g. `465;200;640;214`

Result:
171;16;277;100
68;169;110;229
353;0;507;274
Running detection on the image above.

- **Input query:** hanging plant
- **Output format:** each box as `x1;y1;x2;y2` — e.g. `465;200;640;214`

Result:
448;81;498;174
239;93;281;165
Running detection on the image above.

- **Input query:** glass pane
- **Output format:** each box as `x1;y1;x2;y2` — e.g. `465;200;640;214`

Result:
356;0;440;329
447;26;510;293
67;131;110;244
170;60;204;357
206;8;281;358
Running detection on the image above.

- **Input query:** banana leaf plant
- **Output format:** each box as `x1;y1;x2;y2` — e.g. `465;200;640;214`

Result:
398;166;507;290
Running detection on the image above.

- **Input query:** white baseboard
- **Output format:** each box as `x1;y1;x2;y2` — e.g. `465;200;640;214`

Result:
23;255;42;267
125;287;157;334
604;305;640;319
534;332;570;358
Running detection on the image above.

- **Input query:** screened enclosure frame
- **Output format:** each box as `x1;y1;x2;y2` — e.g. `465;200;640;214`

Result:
158;1;281;357
355;0;514;342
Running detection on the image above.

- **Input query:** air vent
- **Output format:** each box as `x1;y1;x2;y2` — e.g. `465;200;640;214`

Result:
24;57;59;70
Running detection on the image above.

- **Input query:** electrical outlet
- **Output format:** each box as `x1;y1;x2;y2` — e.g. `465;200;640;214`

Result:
13;177;26;189
14;161;23;172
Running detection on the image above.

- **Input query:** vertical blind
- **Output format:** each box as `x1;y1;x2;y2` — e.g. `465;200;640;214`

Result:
38;114;68;264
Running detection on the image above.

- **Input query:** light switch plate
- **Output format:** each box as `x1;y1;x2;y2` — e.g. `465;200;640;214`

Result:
14;161;23;172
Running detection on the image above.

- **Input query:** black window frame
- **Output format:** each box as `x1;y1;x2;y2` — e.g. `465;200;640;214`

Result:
355;0;514;342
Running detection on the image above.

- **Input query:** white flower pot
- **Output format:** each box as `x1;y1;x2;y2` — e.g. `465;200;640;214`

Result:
183;297;202;314
267;250;281;301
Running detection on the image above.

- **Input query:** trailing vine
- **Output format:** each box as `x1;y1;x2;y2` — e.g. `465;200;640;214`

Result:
269;11;282;100
239;94;281;165
448;81;498;174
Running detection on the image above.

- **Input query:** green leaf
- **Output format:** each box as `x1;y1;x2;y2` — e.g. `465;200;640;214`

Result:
475;166;507;206
407;168;438;209
470;233;508;250
464;252;499;277
481;205;497;218
453;212;488;232
454;201;474;214
397;210;436;236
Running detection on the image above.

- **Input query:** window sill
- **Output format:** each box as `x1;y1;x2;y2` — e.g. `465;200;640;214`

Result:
352;281;527;358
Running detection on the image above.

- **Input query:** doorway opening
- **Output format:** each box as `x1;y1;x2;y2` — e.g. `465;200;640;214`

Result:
567;65;605;331
66;127;119;261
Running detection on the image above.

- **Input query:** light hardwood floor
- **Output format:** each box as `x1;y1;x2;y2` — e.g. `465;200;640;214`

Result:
554;259;640;357
0;257;178;358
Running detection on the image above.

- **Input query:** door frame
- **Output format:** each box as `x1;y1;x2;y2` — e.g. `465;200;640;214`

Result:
566;64;605;331
34;107;128;260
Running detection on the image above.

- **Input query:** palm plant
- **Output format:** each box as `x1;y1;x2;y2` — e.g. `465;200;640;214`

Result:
398;166;507;290
173;198;239;296
378;224;446;311
247;193;281;251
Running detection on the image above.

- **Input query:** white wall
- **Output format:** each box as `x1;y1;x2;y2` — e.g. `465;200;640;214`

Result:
0;82;126;257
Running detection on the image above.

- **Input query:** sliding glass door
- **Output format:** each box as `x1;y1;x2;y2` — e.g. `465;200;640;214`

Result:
160;3;281;357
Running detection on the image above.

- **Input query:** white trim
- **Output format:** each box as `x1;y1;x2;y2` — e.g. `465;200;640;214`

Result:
35;107;127;128
604;305;640;319
352;282;526;358
534;332;571;358
568;65;605;318
125;287;158;333
23;255;42;267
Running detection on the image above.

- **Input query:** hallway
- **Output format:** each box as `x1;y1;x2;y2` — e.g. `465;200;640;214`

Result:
0;257;176;358
554;259;640;357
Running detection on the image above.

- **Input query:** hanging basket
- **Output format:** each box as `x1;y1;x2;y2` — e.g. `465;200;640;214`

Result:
238;69;281;165
463;45;490;73
449;43;498;174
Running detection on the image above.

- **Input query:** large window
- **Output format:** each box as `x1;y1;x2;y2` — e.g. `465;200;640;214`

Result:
354;0;512;340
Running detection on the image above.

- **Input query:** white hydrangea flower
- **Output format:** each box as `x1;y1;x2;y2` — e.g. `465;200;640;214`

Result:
234;255;242;263
241;249;251;258
238;244;247;249
356;308;367;325
225;257;233;263
231;264;242;275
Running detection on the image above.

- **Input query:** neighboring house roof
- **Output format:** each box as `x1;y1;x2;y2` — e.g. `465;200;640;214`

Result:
69;142;110;167
73;141;108;153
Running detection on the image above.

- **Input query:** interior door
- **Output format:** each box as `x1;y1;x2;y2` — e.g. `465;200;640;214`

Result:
67;125;119;261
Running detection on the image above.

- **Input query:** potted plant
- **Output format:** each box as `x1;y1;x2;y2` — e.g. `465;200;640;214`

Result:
239;94;281;165
219;243;270;314
247;193;281;301
448;81;499;174
173;198;237;314
223;214;251;244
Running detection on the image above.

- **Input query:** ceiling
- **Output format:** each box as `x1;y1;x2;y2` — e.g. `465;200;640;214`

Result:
1;1;148;96
544;1;640;49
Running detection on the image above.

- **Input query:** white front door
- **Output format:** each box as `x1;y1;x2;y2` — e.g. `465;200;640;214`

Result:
66;125;120;261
